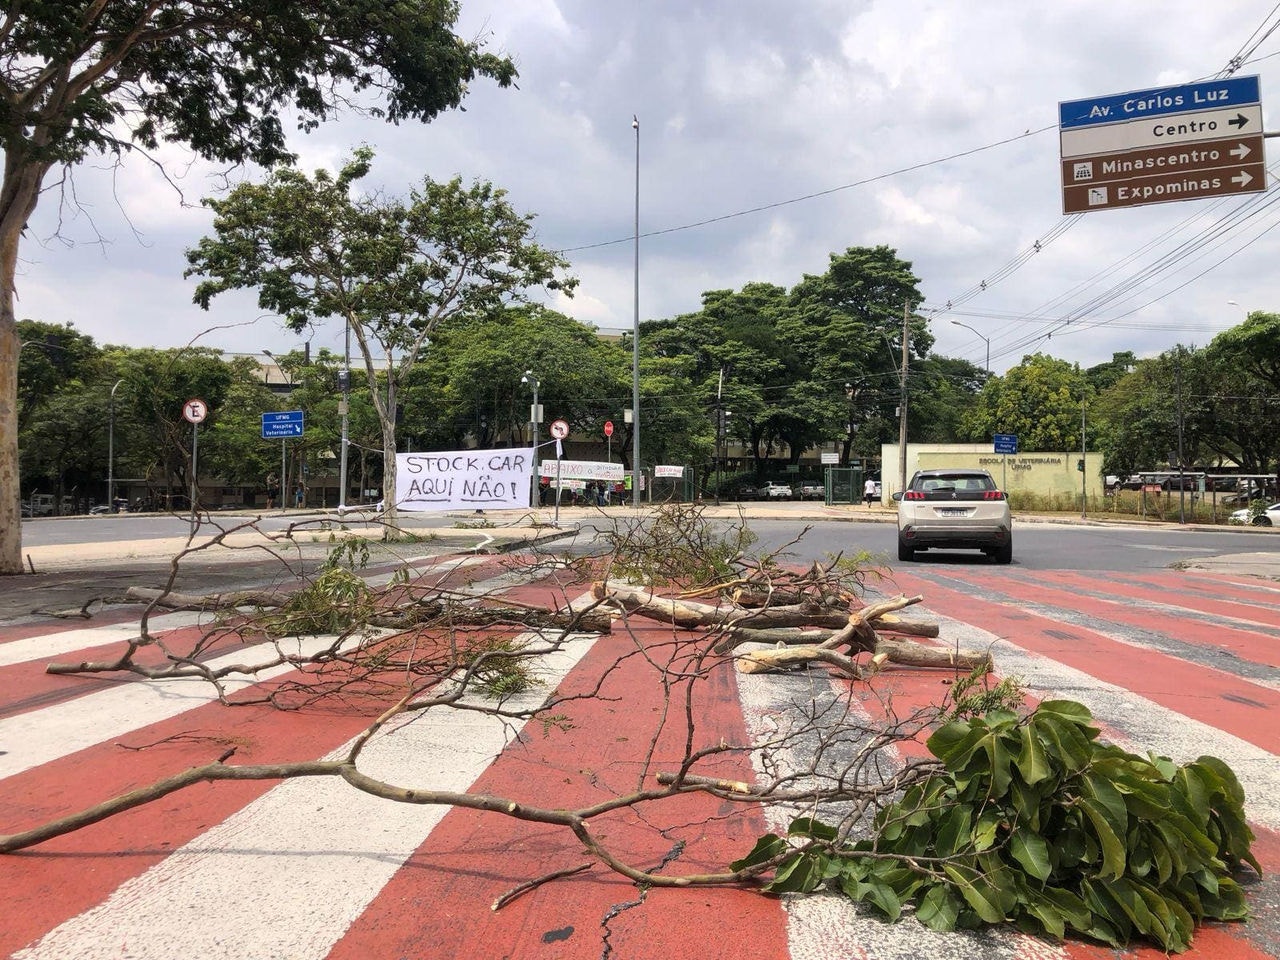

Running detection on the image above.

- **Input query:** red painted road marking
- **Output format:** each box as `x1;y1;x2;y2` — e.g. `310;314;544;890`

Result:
0;558;1275;959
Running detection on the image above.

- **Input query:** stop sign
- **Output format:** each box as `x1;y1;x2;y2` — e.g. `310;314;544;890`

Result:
603;420;614;437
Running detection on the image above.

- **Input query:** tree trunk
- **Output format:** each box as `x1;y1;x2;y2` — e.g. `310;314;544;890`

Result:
350;323;398;535
592;582;849;629
382;372;398;533
872;637;992;671
735;645;864;679
735;639;989;676
0;153;51;575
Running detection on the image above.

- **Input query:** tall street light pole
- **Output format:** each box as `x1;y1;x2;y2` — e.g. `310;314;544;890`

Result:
898;302;910;497
631;114;642;508
522;370;540;506
950;319;990;373
108;378;124;511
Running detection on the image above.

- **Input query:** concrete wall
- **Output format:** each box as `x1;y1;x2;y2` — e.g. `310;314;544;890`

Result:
880;443;1104;501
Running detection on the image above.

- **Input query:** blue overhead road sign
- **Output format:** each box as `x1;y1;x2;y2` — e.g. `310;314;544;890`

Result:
262;410;304;438
1059;76;1260;129
1058;76;1266;213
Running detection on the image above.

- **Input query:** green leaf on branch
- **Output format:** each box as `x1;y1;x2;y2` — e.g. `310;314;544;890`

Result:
737;697;1258;953
730;833;786;871
1009;831;1051;882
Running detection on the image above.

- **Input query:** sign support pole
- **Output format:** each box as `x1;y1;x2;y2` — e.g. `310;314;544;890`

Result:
281;439;287;514
190;422;198;531
554;452;563;528
181;398;209;529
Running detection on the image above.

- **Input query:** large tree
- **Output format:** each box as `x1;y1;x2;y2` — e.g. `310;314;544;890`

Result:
645;284;785;472
778;246;926;465
1;1;516;570
407;305;624;453
186;150;574;529
960;352;1091;451
113;346;237;503
1207;311;1280;483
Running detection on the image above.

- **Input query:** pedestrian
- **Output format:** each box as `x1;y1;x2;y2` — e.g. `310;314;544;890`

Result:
864;476;878;508
266;473;279;510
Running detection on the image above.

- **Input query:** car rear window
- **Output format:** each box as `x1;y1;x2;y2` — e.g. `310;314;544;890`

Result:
913;474;996;493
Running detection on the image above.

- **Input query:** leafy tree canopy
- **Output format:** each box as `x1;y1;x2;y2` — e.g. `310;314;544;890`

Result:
1;1;516;170
406;305;624;452
960;353;1090;451
1209;310;1280;390
1;0;519;571
15;319;102;429
186;149;575;525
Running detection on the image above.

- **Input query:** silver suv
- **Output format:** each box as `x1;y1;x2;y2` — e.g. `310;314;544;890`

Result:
894;468;1012;563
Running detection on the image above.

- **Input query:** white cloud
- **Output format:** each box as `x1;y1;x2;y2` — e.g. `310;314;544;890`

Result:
14;0;1280;374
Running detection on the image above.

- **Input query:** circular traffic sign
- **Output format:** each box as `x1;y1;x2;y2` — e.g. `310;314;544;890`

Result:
549;419;570;440
183;398;209;424
603;420;614;437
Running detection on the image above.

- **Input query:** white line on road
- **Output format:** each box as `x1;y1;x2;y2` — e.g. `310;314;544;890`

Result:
0;613;207;668
13;632;598;960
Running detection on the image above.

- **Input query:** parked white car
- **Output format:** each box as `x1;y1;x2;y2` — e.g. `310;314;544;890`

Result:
895;468;1012;563
762;481;793;499
1229;502;1280;526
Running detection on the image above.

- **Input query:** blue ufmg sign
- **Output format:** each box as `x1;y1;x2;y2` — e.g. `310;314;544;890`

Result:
262;410;304;438
993;433;1018;455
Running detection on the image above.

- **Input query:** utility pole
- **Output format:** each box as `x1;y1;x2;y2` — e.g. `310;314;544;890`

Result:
715;365;725;505
1176;351;1186;524
1081;399;1087;520
898;301;910;496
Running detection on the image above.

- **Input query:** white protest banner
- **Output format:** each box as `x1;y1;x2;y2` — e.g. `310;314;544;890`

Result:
654;464;684;478
395;448;534;511
539;459;624;482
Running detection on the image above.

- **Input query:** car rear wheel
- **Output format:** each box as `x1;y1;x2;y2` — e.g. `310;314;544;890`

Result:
993;539;1013;564
1253;515;1273;526
897;538;914;561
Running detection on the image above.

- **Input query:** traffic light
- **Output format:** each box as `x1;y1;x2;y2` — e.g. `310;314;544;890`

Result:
1077;459;1085;472
337;369;350;392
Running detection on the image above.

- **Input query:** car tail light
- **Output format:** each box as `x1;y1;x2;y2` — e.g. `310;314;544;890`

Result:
983;491;1006;500
904;491;926;500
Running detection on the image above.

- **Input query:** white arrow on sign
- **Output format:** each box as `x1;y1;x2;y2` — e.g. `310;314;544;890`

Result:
1231;142;1252;160
1233;171;1254;187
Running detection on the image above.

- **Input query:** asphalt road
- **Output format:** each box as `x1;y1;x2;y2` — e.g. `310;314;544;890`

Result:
2;506;1277;959
8;506;1277;625
746;516;1280;572
561;508;1280;572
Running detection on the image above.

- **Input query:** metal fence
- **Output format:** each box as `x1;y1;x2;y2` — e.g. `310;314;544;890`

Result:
825;466;864;505
650;468;696;503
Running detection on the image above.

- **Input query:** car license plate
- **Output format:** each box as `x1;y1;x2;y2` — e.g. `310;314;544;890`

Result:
938;508;969;517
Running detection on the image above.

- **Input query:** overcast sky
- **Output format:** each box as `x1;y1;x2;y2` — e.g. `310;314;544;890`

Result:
16;1;1280;375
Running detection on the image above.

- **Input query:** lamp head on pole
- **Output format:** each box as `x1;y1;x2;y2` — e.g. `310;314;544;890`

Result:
632;115;638;130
